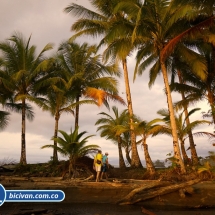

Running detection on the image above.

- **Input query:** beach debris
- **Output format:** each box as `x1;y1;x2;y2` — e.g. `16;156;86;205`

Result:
118;178;201;205
82;174;94;181
117;181;170;204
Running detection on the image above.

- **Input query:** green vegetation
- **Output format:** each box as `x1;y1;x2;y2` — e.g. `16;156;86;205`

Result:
42;127;99;178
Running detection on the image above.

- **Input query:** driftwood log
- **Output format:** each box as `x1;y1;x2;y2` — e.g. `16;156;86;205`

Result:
119;178;201;205
117;181;171;204
82;174;94;181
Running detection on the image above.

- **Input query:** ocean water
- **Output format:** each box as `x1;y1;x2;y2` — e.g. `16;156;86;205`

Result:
1;203;215;215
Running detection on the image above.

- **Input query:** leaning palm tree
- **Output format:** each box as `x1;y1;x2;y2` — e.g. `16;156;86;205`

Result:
134;119;162;175
95;106;131;168
65;0;142;168
154;108;211;164
42;127;99;178
120;131;132;165
170;69;200;165
0;32;53;164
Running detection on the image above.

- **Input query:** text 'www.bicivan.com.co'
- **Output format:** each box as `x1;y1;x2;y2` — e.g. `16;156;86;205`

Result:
8;192;59;200
0;185;65;206
5;190;65;202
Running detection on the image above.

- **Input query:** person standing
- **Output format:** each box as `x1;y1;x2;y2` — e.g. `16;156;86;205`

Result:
101;152;109;180
93;149;103;182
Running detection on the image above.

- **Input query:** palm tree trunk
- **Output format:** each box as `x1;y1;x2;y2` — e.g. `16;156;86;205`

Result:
207;90;215;124
75;94;80;128
177;70;199;165
122;58;142;168
20;99;27;165
118;136;126;168
125;146;131;165
160;60;186;174
53;113;59;162
180;139;189;165
143;139;155;175
69;159;73;178
184;107;199;165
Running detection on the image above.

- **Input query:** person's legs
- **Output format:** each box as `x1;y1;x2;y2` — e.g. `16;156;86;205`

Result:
105;171;108;179
101;164;107;180
95;165;102;182
101;164;105;179
96;171;100;182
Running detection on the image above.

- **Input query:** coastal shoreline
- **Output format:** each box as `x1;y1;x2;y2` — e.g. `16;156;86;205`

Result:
1;177;215;210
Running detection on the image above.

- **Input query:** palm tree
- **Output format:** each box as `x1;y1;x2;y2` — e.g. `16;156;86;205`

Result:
64;0;142;168
0;32;53;164
42;127;99;178
170;68;200;165
134;119;162;175
34;59;99;162
114;0;215;173
39;82;75;163
95;106;132;168
169;40;215;165
121;131;132;165
154;108;211;164
57;40;125;128
171;42;215;125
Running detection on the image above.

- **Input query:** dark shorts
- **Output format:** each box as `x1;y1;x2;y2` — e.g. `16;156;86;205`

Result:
102;164;107;172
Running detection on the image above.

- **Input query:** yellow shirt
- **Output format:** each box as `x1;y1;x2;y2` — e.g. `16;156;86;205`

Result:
94;153;102;166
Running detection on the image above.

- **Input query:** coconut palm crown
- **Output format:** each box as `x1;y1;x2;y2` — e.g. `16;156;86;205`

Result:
41;127;99;177
0;32;53;165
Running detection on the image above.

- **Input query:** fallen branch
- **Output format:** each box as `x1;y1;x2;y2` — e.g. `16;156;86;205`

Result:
117;181;170;204
82;174;94;181
120;178;201;205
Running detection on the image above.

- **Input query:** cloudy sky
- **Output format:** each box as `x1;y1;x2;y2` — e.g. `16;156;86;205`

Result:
0;0;214;166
